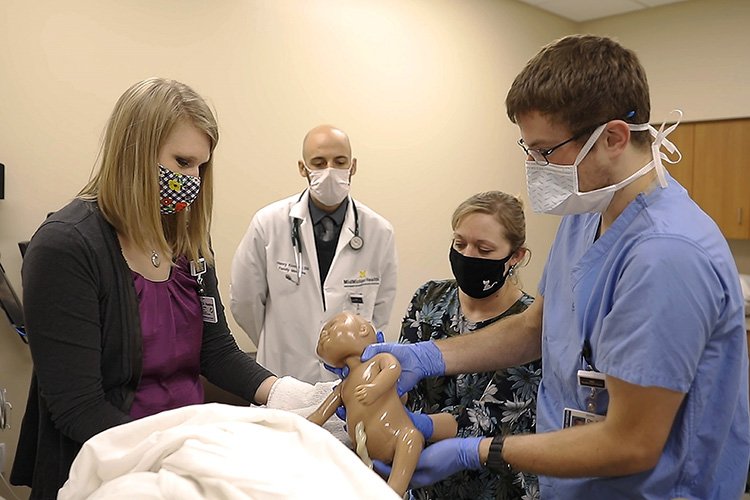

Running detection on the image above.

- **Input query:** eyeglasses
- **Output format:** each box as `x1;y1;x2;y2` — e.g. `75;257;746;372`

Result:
517;113;637;166
517;131;588;166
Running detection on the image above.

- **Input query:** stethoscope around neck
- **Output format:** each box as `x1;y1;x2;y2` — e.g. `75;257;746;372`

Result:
285;191;363;285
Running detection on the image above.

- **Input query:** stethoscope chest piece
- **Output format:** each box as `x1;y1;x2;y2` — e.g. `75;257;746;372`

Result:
349;235;364;251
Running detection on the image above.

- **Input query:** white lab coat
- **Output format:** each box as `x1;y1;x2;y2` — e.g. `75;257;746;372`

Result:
230;191;398;383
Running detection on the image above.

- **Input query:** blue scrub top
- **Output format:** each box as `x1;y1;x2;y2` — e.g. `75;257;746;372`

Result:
537;174;749;499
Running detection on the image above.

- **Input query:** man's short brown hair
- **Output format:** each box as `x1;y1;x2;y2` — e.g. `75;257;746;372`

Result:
505;34;651;148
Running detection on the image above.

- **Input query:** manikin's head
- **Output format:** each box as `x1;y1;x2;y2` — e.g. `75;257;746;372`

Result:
316;312;377;368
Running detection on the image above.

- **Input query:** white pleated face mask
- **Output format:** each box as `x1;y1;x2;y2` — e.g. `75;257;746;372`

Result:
525;111;683;215
305;166;351;206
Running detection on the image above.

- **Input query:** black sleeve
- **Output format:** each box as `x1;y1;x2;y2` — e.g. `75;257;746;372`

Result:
199;261;274;403
23;222;132;444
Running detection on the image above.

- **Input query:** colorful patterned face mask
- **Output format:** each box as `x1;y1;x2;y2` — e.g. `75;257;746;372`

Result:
158;163;201;214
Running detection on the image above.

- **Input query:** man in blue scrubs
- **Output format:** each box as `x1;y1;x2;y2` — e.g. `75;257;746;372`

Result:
367;35;749;498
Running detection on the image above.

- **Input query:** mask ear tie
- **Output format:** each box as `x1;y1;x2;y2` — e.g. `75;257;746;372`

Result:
651;110;683;188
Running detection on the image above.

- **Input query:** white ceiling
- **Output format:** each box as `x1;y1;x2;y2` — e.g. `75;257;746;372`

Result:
515;0;689;22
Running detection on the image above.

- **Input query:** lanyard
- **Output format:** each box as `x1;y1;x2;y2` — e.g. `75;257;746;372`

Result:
581;339;598;372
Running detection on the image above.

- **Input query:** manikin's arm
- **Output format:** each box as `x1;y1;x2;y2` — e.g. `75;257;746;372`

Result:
307;385;344;426
440;296;543;375
427;413;458;442
354;354;401;405
480;374;685;476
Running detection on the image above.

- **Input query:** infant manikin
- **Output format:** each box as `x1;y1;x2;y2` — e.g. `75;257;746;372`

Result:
308;312;456;496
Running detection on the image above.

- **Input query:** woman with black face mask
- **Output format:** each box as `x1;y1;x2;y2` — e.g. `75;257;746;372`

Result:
399;191;541;500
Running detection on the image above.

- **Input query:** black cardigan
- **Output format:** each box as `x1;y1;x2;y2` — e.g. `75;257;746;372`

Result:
11;199;273;499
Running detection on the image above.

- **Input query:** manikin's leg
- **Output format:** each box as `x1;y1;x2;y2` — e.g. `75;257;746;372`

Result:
387;428;424;497
427;413;458;442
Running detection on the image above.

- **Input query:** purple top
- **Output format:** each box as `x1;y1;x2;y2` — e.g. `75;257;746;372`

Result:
129;258;204;419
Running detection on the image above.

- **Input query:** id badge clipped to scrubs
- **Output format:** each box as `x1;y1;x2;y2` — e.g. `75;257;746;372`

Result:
191;258;218;324
562;342;606;428
562;407;605;428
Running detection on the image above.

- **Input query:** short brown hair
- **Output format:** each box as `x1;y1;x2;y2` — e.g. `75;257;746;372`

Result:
452;191;527;253
505;34;651;148
79;78;218;264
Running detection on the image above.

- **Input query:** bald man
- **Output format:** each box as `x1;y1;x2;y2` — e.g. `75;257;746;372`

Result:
230;125;398;383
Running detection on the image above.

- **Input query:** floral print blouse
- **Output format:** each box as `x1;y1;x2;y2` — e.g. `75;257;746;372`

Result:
400;279;541;500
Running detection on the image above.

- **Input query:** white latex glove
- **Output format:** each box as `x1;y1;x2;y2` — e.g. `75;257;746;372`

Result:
266;376;350;446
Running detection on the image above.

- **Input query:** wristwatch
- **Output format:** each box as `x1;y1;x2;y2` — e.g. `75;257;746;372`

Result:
485;435;511;473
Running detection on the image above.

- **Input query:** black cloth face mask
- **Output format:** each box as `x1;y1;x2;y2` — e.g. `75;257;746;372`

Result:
449;246;512;299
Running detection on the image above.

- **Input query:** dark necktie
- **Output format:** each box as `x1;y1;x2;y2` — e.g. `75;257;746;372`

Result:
315;216;337;284
317;216;336;243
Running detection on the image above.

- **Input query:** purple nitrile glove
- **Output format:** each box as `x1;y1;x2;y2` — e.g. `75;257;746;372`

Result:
406;410;434;441
324;363;349;380
361;340;445;396
372;437;483;488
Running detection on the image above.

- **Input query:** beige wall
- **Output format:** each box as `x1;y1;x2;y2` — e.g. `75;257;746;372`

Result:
0;0;748;497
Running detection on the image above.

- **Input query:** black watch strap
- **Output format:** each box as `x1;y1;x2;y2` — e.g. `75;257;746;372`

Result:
485;435;511;473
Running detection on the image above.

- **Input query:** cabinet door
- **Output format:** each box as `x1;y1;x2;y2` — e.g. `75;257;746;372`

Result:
665;123;694;195
692;119;750;240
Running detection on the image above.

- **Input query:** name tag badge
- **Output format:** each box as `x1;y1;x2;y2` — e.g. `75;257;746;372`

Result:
577;369;606;389
190;258;207;277
349;293;364;304
200;296;218;323
562;407;605;428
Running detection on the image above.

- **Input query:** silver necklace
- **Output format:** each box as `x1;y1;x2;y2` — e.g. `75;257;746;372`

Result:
150;250;161;268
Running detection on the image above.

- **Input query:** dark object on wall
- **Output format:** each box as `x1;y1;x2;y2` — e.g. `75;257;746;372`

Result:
0;163;5;199
0;257;26;343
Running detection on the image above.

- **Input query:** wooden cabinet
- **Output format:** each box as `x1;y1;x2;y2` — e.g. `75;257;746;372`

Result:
665;118;750;240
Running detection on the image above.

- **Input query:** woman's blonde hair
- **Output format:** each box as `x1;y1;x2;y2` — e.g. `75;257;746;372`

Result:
451;191;530;271
79;78;218;264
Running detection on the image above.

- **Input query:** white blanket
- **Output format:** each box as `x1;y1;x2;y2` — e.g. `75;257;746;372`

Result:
59;403;397;500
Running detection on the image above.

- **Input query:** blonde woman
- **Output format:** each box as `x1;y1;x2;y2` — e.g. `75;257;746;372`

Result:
11;78;278;498
398;191;541;499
